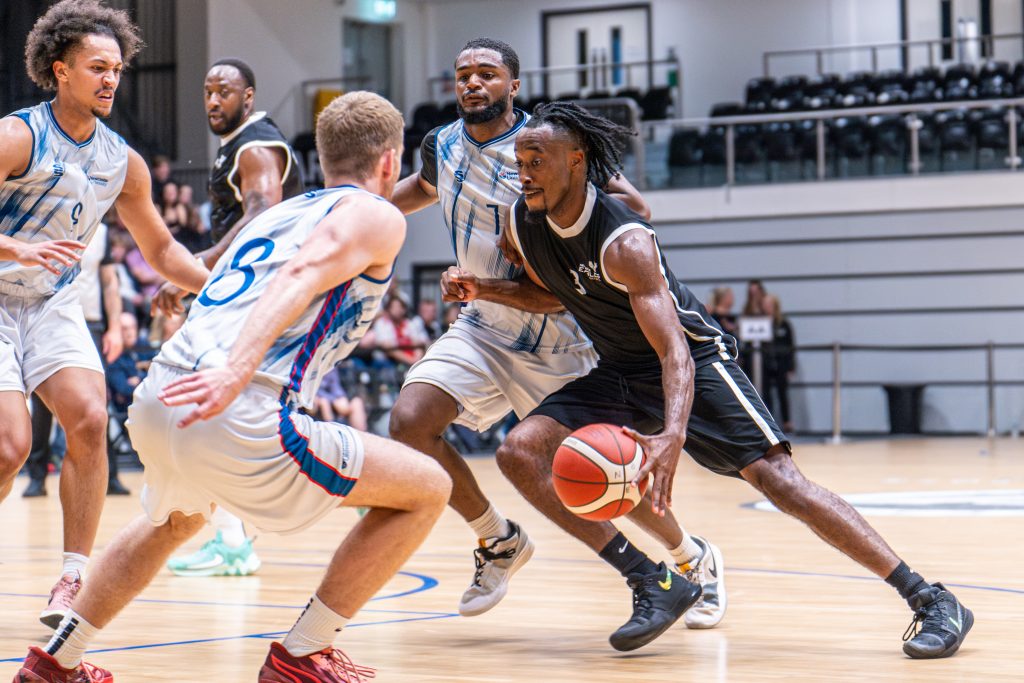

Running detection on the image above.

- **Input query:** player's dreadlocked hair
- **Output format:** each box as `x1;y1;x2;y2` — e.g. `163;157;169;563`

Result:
25;0;143;91
525;101;634;188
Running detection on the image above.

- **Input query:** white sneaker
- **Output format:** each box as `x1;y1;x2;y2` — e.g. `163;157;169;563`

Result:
458;520;535;617
680;536;727;629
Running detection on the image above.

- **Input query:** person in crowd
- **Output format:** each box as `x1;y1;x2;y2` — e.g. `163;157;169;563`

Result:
172;184;211;254
411;299;443;342
442;302;462;333
707;286;738;338
742;278;766;316
372;295;429;367
159;182;187;233
313;367;369;432
761;294;796;433
150;154;172;203
106;312;152;412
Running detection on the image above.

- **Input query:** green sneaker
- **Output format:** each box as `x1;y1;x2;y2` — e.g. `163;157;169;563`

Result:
166;531;262;577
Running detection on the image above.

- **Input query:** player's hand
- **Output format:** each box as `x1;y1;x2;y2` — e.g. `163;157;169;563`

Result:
152;280;187;317
101;326;123;363
623;426;684;517
12;240;85;275
497;228;522;267
441;266;480;302
157;365;249;428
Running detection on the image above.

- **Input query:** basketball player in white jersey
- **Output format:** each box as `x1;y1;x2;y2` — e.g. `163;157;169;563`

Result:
0;0;209;630
389;38;722;628
12;91;452;683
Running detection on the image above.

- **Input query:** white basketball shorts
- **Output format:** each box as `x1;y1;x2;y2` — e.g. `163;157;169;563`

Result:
402;318;598;431
0;284;103;394
129;362;365;535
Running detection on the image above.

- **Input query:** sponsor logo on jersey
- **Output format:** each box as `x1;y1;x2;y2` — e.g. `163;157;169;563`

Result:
497;168;519;181
214;154;227;169
454;170;467;183
577;261;601;281
87;175;108;186
52;162;65;177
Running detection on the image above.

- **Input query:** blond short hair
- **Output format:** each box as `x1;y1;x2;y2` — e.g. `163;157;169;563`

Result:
316;91;404;179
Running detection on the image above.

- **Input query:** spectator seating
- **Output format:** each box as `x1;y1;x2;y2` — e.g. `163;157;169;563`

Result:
667;58;1024;187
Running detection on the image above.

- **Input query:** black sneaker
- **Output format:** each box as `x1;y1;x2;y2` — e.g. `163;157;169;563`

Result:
609;561;701;651
902;582;973;659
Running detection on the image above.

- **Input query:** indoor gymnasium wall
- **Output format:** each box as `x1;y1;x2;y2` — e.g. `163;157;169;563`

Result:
418;0;901;119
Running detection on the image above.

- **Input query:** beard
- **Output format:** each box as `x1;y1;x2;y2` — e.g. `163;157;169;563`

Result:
457;95;509;124
209;107;246;135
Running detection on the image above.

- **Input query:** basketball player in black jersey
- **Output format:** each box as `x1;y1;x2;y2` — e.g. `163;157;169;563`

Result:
154;58;304;578
449;102;972;659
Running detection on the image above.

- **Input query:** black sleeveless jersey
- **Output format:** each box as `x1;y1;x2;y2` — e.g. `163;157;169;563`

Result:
509;184;737;371
208;112;304;242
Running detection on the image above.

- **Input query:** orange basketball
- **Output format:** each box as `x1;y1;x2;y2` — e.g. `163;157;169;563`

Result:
552;423;648;521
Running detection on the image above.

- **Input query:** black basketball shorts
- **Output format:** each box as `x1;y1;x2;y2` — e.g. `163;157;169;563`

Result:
530;357;791;477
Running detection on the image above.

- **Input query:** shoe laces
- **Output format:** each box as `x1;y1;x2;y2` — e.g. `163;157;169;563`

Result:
902;589;952;642
470;538;516;586
626;575;657;618
322;647;376;682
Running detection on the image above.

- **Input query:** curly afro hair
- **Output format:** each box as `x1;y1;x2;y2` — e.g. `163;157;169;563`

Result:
25;0;143;91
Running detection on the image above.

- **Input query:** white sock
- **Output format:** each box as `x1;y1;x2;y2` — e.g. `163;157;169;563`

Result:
45;610;99;669
282;595;349;657
211;508;247;548
61;553;88;580
467;504;511;541
668;534;704;570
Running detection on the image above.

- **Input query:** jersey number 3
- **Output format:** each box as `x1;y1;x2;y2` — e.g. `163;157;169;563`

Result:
197;237;276;307
569;269;586;295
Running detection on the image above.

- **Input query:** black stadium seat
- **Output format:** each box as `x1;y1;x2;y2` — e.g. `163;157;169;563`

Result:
868;114;906;174
937;109;974;170
639;86;673;120
974;106;1010;169
667;127;702;187
978;61;1012;99
745;77;776;112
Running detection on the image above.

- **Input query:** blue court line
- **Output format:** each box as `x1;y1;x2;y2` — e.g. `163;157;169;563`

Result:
0;612;458;664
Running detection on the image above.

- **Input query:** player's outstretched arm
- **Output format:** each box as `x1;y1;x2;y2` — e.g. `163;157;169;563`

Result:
116;148;210;293
159;196;406;427
0;117;86;270
604;228;694;516
390;173;438;215
445;266;565;313
605;173;651;220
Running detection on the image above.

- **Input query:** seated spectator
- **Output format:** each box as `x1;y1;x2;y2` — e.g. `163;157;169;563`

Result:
761;294;797;433
159;181;187;233
124;237;162;320
411;299;443;342
372;295;428;367
106;313;154;411
442;302;462;333
150;154;173;203
707;286;739;338
174;184;212;254
313;367;369;431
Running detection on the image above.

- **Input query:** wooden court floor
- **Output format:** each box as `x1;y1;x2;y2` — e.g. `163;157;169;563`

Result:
1;437;1022;682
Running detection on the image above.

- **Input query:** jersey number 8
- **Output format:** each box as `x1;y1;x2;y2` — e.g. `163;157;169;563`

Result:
197;237;276;307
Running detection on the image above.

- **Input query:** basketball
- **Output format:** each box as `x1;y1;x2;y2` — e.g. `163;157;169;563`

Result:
552;423;648;521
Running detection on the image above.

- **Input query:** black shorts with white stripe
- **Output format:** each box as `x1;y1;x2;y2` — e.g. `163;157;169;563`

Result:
530;357;791;478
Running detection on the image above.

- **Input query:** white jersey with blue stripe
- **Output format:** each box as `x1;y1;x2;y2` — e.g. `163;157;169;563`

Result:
156;185;392;409
430;112;590;353
0;101;128;297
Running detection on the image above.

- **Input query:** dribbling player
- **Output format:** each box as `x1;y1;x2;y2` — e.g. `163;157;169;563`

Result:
459;101;973;659
389;40;720;632
0;0;209;630
11;91;452;683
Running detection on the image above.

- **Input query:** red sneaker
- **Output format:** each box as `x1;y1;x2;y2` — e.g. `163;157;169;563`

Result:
39;576;82;629
258;642;375;683
12;647;112;683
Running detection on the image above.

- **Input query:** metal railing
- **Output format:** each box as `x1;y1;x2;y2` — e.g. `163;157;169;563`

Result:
785;341;1024;441
642;96;1024;189
763;32;1024;77
427;56;683;113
